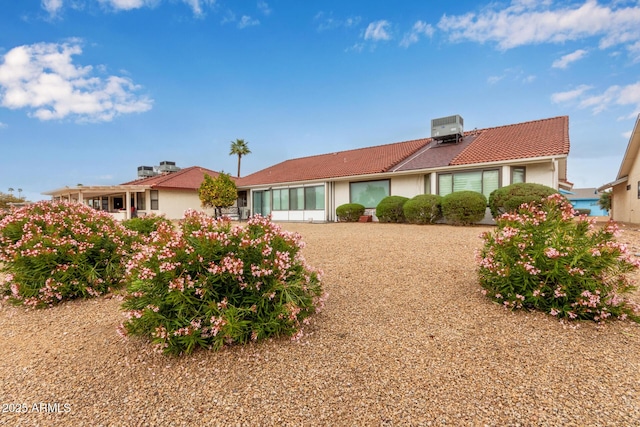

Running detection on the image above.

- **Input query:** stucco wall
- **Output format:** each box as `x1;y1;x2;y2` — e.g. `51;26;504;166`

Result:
390;175;424;198
143;189;216;219
523;162;555;188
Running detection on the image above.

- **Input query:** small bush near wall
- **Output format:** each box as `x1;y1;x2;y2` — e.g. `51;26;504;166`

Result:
442;191;487;226
403;194;443;224
0;201;134;308
336;203;365;222
376;196;409;223
122;214;173;236
120;212;327;355
488;183;558;218
477;194;640;323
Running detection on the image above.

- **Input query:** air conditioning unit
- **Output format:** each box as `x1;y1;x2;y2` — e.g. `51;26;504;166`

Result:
137;166;157;178
158;161;180;173
431;115;464;142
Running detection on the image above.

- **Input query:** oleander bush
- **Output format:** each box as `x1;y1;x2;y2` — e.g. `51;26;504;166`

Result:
488;183;558;218
477;193;640;323
375;196;409;223
0;201;134;308
575;208;591;216
120;211;327;355
122;214;173;236
336;203;365;222
403;194;443;224
441;191;487;225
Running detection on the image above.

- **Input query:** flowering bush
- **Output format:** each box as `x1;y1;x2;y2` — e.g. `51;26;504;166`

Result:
122;214;172;236
477;194;640;323
0;201;134;308
120;211;327;354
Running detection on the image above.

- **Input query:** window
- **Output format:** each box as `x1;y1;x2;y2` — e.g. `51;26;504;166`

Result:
438;169;500;199
424;173;431;195
305;186;325;210
136;192;146;210
289;187;304;210
350;180;390;208
512;167;525;184
272;189;289;211
150;190;159;210
637;181;640;199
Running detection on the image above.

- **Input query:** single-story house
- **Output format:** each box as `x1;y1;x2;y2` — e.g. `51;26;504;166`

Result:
44;165;245;220
597;115;640;223
236;115;572;222
563;188;608;217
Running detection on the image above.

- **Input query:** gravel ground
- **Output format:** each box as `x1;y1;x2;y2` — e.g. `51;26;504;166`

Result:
1;222;640;426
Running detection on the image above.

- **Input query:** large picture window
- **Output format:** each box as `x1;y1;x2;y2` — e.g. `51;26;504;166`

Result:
272;189;289;211
289;187;304;210
136;192;146;210
305;186;325;210
350;180;390;208
438;169;500;199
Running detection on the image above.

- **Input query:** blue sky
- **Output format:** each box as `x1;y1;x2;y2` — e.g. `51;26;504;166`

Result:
2;0;640;202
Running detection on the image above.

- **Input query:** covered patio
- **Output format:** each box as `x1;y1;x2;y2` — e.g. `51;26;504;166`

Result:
42;184;150;221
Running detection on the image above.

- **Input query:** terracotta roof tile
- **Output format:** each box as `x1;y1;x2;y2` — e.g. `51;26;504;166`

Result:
237;139;429;187
450;116;570;165
121;166;232;190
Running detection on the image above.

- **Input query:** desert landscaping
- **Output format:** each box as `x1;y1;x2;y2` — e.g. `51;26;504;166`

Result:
1;221;640;426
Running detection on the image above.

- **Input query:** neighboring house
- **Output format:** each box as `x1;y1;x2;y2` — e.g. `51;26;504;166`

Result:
563;188;608;216
236;116;572;222
43;165;243;220
598;115;640;223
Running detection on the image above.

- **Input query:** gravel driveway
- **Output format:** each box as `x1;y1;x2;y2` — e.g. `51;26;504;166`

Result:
1;222;639;426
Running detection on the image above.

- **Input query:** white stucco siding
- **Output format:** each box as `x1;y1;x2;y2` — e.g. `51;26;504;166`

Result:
390;175;423;198
334;181;351;207
523;162;556;188
153;189;216;219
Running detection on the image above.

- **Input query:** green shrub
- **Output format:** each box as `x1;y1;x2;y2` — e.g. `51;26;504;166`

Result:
122;214;172;236
0;201;134;308
477;194;640;323
375;196;409;223
120;211;327;355
441;191;487;225
403;194;443;224
336;203;365;222
488;183;558;218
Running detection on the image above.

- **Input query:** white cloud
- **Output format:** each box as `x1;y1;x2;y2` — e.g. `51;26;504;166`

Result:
182;0;216;17
400;20;434;48
364;20;391;41
552;81;640;115
438;0;640;57
623;130;633;139
488;75;504;85
552;49;588;68
0;122;7;129
98;0;152;10
314;12;361;31
522;74;536;83
238;15;259;29
257;1;271;16
42;0;63;17
0;41;152;122
551;84;593;103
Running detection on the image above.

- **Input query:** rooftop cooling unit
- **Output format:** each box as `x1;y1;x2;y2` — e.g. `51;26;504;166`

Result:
431;115;464;142
158;161;180;173
137;165;158;178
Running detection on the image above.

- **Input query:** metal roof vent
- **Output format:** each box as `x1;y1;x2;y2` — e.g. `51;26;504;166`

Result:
158;161;181;173
431;115;464;143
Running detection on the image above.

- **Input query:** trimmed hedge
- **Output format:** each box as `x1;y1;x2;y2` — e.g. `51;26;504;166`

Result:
336;203;366;222
403;194;443;224
442;191;487;225
122;214;173;236
488;183;558;218
376;196;409;223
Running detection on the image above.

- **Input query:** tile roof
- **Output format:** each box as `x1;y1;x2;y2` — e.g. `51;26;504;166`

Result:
121;166;232;190
450;116;570;166
236;116;570;187
236;139;430;186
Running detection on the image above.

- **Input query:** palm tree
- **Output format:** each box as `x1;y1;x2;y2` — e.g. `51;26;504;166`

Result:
229;139;251;178
17;188;22;199
7;187;14;195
